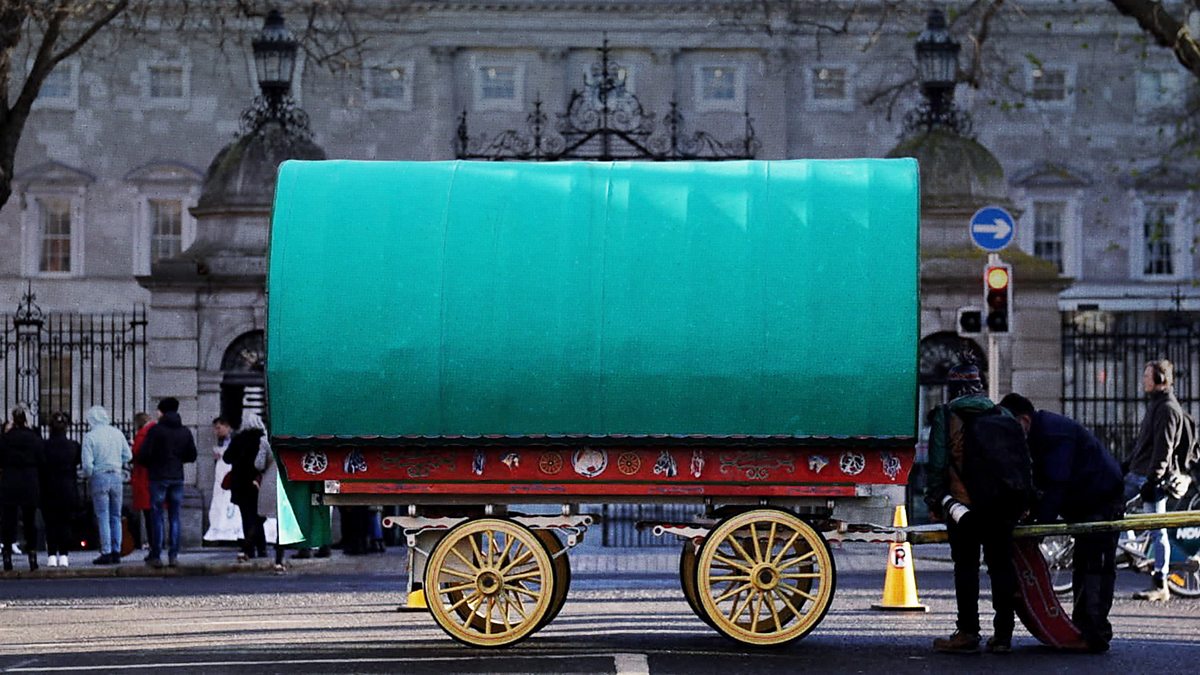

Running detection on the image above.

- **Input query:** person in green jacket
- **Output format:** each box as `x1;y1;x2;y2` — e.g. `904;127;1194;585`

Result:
923;361;1018;654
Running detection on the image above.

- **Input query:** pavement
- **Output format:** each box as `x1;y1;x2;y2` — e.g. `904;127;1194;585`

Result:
0;540;955;580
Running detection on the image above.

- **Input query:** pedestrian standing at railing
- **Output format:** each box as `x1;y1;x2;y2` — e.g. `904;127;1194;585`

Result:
1000;393;1123;653
82;405;131;566
41;412;81;568
1124;359;1189;603
1;408;44;572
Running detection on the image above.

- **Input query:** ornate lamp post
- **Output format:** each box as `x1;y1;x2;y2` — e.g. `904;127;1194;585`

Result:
904;8;971;135
241;8;310;139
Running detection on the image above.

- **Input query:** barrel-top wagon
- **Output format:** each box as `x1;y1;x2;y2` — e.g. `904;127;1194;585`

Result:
266;158;921;647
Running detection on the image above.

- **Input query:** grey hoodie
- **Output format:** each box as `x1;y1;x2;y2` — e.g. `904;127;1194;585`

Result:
81;405;132;477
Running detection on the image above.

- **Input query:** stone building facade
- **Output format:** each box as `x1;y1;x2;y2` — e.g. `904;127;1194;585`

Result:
0;2;1196;537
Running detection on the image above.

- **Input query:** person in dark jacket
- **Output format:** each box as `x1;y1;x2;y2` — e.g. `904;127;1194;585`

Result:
1000;393;1123;653
223;414;267;562
136;397;197;568
1124;359;1187;602
1;408;45;571
41;412;81;568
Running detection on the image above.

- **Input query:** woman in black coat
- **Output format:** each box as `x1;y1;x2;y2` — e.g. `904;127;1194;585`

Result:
223;419;266;562
1;408;45;571
41;412;81;568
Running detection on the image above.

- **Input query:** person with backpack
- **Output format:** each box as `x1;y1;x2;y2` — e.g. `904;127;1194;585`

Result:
1125;359;1190;602
924;361;1033;654
999;393;1123;653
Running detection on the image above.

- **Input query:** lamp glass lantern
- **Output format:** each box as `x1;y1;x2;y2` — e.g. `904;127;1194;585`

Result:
914;9;960;89
252;9;297;101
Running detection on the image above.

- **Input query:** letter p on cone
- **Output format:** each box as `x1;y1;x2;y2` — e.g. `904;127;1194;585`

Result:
871;505;927;612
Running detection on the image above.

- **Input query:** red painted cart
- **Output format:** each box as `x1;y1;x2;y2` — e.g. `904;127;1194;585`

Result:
267;158;922;647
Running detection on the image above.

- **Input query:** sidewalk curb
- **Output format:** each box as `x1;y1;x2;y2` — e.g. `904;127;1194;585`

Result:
0;557;334;580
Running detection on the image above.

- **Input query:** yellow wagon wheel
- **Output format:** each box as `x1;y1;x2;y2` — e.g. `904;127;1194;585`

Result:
679;541;716;629
425;518;555;647
533;529;571;629
696;509;836;647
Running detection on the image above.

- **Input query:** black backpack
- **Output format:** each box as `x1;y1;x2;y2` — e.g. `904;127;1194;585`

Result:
952;407;1035;521
1179;410;1200;479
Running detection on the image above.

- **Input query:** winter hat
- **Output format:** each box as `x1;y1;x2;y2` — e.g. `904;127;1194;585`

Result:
947;361;984;400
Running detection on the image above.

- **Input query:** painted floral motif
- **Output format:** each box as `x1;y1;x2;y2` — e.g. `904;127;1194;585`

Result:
653;450;678;477
343;449;368;474
472;449;486;476
690;450;705;478
301;450;328;475
538;451;563;475
617;452;641;475
501;451;520;470
718;451;795;481
881;451;902;480
839;452;866;476
572;447;609;478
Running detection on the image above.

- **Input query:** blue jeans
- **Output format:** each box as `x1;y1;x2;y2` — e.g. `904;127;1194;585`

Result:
1124;473;1169;575
90;471;123;556
150;480;184;560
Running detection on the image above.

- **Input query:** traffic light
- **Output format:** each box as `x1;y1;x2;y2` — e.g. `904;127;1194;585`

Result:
984;263;1012;333
957;307;982;337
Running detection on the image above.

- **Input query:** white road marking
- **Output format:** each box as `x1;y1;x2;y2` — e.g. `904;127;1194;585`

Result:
613;653;651;675
5;653;610;672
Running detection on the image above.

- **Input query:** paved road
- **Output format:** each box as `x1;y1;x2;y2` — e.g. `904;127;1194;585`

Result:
2;564;1198;674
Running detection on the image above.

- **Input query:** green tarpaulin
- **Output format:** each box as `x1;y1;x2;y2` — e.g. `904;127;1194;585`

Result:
267;159;919;439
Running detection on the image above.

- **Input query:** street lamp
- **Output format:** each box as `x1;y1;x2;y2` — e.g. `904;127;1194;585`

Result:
905;7;971;135
240;8;310;139
252;9;298;112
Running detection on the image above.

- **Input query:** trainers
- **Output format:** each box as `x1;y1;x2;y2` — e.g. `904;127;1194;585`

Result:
145;557;163;569
986;636;1012;654
168;556;178;568
93;553;113;565
1133;573;1170;602
59;554;69;568
933;630;981;654
47;554;59;568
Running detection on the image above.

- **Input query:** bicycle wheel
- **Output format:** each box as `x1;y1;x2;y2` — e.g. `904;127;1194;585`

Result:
1167;559;1200;597
1039;535;1074;594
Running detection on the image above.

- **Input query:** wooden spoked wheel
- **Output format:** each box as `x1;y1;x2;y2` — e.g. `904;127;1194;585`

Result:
696;509;836;647
425;518;555;647
533;529;571;628
679;541;716;629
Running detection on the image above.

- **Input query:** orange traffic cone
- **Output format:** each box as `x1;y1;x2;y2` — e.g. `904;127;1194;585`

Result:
871;505;928;612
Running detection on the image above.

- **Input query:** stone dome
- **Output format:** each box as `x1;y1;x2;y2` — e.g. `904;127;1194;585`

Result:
195;120;326;212
887;129;1007;210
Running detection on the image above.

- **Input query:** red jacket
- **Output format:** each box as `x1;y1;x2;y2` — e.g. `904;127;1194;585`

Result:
130;421;155;511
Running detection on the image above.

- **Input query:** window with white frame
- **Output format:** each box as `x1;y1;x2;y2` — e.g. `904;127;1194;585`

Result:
1136;70;1183;113
1029;66;1072;105
1031;200;1066;272
149;199;183;263
695;64;744;111
34;60;80;110
140;59;190;108
38;197;73;274
473;61;524;111
1142;201;1177;276
365;62;414;110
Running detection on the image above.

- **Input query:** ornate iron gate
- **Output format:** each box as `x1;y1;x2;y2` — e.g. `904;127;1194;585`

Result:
1;285;148;442
1062;310;1198;460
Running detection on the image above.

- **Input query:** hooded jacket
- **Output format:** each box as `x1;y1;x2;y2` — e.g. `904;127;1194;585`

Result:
1028;410;1123;523
137;411;198;482
81;406;132;478
923;393;997;517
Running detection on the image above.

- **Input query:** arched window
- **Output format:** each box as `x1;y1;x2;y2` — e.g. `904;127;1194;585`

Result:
220;330;265;428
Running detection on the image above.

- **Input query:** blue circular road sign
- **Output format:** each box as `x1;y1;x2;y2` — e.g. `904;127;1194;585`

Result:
969;206;1016;252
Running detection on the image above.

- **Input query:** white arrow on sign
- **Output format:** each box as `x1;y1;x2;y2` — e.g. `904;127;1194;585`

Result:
973;218;1012;238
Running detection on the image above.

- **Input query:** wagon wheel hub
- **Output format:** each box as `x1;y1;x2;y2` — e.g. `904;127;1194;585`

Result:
750;563;780;591
476;569;503;596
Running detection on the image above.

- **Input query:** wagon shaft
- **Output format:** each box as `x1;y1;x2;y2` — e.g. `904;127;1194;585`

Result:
903;510;1200;545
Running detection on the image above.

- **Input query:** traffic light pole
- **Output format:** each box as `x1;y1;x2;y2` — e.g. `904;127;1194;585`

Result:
987;253;1001;401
